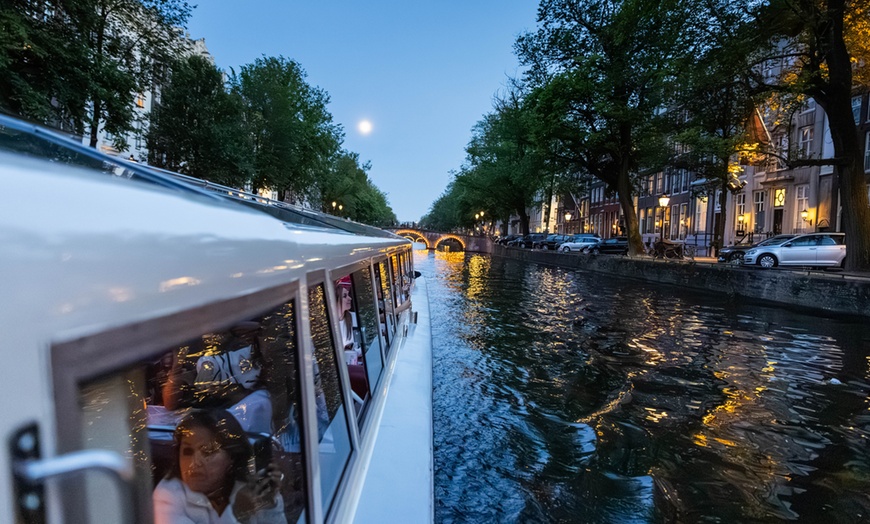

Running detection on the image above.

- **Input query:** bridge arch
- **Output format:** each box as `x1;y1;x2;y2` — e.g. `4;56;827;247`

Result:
395;229;430;249
434;234;466;251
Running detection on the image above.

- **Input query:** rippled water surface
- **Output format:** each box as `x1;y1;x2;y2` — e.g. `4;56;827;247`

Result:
421;250;870;523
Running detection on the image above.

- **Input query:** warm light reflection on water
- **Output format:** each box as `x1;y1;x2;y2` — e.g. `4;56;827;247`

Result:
424;251;870;523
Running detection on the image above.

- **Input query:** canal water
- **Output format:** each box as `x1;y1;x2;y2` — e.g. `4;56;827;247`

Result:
418;249;870;523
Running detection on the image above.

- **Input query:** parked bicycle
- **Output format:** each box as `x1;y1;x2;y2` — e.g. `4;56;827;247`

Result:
649;240;685;260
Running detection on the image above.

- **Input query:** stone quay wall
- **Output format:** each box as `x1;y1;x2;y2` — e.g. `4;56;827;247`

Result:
492;244;870;318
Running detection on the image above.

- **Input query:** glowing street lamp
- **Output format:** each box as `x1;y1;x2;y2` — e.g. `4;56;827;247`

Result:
658;194;670;242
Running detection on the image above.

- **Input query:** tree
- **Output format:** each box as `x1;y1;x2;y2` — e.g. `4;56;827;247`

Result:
461;91;552;235
517;0;689;255
235;56;342;203
146;54;252;186
1;1;97;131
667;7;764;254
741;0;870;270
85;0;193;149
318;151;397;226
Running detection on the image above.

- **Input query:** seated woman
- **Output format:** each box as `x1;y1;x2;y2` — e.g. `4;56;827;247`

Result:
335;277;368;405
153;409;284;524
335;277;360;365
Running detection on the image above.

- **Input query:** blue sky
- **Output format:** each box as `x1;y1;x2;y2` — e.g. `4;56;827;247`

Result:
186;1;539;222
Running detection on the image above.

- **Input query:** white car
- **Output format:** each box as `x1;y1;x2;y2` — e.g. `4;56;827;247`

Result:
743;233;846;268
559;236;601;252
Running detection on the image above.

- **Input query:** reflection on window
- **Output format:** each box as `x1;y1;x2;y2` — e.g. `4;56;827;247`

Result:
78;299;308;523
351;268;384;397
308;284;353;516
334;275;371;416
377;262;395;347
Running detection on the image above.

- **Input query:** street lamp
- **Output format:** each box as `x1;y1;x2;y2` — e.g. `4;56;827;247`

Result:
658;194;670;242
332;201;337;212
801;209;812;227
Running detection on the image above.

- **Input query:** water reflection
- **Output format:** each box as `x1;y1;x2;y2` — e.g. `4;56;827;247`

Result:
425;251;870;523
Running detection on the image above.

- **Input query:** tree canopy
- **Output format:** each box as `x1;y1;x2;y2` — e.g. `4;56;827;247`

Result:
147;54;252;186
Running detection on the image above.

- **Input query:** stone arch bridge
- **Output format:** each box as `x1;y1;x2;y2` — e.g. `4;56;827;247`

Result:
385;228;493;253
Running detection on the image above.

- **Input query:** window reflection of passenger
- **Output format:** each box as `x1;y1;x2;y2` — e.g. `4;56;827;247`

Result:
335;277;360;366
153;409;284;524
161;323;273;436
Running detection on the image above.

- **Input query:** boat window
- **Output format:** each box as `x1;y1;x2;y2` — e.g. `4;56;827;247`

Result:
375;261;396;347
351;267;384;396
76;299;308;523
308;284;353;516
333;275;372;415
390;255;403;308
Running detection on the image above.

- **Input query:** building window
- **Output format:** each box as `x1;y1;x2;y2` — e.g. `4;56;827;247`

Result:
681;169;689;193
136;93;145;109
679;203;688;239
736;192;746;218
799;126;814;157
853;96;862;124
774;188;786;208
695;197;708;234
795;185;809;230
754;191;766;233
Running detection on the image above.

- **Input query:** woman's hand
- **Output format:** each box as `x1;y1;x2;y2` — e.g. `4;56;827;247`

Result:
233;463;283;522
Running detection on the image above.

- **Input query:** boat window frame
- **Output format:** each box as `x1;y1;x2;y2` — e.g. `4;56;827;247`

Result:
49;280;319;523
305;270;361;520
373;256;397;348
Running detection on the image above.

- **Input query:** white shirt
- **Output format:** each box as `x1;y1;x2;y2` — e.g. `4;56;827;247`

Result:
153;477;284;524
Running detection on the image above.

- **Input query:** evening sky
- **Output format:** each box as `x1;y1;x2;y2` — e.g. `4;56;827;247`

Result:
186;1;539;222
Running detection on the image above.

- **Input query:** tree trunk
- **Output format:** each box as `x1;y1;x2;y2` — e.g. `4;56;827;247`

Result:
516;206;530;236
89;98;100;148
616;172;643;256
814;0;870;271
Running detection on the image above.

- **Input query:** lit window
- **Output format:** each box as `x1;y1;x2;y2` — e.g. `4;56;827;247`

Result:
136;93;145;109
795;185;809;229
774;188;786;208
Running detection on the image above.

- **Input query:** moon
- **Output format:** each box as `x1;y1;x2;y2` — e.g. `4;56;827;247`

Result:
358;120;373;135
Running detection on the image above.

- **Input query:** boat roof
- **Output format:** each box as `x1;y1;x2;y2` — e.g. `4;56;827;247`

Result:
0;151;409;347
0;112;402;240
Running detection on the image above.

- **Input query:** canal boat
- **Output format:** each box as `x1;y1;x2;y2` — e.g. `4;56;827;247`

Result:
0;116;433;523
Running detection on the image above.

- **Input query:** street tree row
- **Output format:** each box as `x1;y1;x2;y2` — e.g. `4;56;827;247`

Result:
0;0;396;227
423;0;870;271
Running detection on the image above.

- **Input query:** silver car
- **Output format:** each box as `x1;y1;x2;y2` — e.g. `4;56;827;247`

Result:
743;233;846;268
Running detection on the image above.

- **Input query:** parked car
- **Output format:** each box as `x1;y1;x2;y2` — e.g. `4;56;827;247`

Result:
742;233;846;269
559;234;601;252
585;236;629;255
497;234;521;245
509;233;547;248
717;234;796;264
535;234;570;250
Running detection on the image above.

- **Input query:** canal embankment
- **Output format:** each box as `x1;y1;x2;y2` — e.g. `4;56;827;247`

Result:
492;244;870;318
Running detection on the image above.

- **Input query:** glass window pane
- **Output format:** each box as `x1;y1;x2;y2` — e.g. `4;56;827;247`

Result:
308;284;353;515
334;274;371;416
352;267;384;393
375;261;395;350
79;299;308;523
